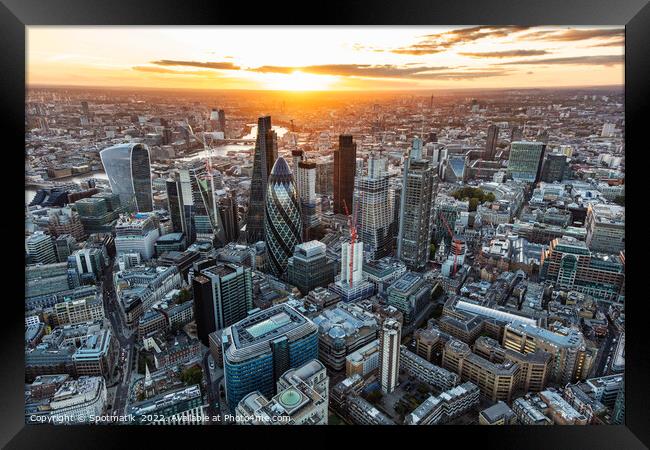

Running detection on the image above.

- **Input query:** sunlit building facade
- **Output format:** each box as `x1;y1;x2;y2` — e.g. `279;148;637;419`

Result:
264;157;303;277
100;143;153;212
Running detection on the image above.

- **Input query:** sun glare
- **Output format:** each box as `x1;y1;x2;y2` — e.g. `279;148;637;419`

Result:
261;71;338;91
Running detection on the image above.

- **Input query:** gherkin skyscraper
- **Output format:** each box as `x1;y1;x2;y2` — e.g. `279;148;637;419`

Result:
264;157;303;277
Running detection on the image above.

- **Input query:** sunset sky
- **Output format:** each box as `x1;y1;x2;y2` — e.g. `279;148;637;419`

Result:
27;26;624;91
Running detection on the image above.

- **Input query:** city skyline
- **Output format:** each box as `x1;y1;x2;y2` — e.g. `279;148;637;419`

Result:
24;25;626;427
28;26;624;91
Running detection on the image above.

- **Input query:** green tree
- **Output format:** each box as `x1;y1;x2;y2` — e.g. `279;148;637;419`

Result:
468;197;480;211
180;365;203;386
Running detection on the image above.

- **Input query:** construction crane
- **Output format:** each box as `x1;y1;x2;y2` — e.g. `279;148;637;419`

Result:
438;211;462;277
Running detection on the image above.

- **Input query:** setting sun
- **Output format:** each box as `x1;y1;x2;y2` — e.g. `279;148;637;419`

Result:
260;71;338;91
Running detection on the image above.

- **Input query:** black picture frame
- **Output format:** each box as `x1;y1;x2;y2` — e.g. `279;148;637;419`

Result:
3;0;648;447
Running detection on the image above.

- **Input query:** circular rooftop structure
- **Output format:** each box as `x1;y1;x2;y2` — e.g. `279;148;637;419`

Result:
279;388;302;408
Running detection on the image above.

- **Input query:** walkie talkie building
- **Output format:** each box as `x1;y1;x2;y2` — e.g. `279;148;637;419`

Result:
100;143;153;212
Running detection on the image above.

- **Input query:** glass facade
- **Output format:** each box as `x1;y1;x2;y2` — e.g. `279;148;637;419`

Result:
247;116;277;243
264;157;303;277
223;305;318;408
397;151;434;272
507;142;546;183
100;143;153;212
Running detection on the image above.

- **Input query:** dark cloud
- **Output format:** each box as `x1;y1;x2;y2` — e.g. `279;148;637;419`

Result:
150;60;241;70
389;26;531;55
459;49;550;58
522;28;624;42
410;69;513;80
496;55;623;66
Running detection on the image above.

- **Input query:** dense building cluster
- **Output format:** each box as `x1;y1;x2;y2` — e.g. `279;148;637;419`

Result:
24;86;624;425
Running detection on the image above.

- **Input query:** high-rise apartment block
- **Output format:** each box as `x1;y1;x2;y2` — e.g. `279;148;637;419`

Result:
379;318;401;394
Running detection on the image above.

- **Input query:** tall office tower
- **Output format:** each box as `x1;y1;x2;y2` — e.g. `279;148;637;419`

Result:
297;160;320;238
100;143;153;212
333;135;357;215
222;304;319;408
507;141;546;183
210;108;226;134
219;192;239;244
81;101;90;117
287;241;336;295
264;157;303;277
511;126;523;142
247;116;278;243
389;185;402;251
540;153;568;182
397;138;435;271
485;124;499;161
379;319;401;394
315;158;333;196
26;232;56;265
292;150;305;196
169;162;226;246
165;177;184;234
192;262;253;346
355;153;392;260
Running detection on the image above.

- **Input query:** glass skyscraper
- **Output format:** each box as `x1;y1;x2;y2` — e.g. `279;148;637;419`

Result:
166;161;226;246
507;141;546;183
100;143;153;212
333;135;357;215
222;304;319;408
192;263;253;346
397;138;435;272
264;157;303;277
247;116;278;243
354;153;393;260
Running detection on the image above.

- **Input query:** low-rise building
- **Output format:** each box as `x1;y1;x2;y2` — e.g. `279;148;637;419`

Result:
405;381;479;425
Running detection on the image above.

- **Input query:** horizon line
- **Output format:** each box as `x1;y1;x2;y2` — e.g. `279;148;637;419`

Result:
26;83;624;94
